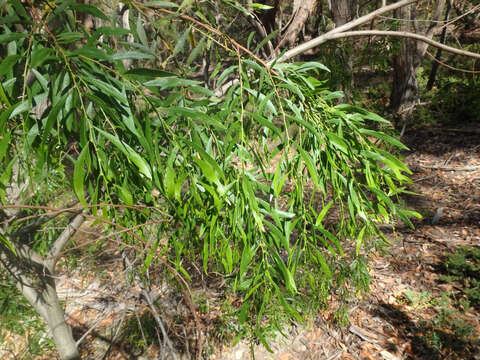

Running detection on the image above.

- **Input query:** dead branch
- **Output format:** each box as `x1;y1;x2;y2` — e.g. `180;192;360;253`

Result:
419;164;480;171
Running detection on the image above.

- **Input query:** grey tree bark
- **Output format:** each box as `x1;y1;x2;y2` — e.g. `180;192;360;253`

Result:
390;0;446;132
331;0;355;99
275;0;320;51
0;213;85;360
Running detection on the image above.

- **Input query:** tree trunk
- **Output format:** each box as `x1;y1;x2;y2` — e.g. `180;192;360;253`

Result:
17;272;80;360
331;0;355;100
275;0;319;51
390;0;446;131
390;4;418;115
1;234;81;359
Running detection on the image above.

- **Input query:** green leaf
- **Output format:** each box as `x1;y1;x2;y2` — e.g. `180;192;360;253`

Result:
57;32;84;44
73;145;89;206
118;183;134;206
144;1;180;8
0;233;16;255
297;146;320;189
244;88;277;115
41;93;68;146
309;243;332;278
315;200;333;227
325;131;349;154
124;68;175;78
70;3;109;21
95;128;152;180
249;3;273;10
144;77;201;89
30;69;48;92
173;27;191;57
112;51;155;60
83;77;126;103
355;226;367;255
0;32;27;43
136;14;148;46
69;46;112;61
360;129;408;150
0;55;20;77
242;177;265;232
0;132;11;163
186;36;206;66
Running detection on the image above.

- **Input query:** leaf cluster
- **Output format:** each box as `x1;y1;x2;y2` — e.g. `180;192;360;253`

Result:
0;0;420;347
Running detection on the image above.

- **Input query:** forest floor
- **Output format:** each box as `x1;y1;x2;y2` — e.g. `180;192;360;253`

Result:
1;124;479;360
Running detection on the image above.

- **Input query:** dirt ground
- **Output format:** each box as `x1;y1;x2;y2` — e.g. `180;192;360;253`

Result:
2;124;479;360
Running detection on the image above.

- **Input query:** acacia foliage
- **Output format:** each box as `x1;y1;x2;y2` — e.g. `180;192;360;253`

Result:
0;0;419;344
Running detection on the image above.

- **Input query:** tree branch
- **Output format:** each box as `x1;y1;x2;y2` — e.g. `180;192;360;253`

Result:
47;213;86;266
270;0;417;64
316;30;480;59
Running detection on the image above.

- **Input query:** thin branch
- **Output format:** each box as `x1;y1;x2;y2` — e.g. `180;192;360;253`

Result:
47;213;86;264
318;30;480;59
122;252;178;360
270;0;417;64
10;200;79;238
426;49;480;74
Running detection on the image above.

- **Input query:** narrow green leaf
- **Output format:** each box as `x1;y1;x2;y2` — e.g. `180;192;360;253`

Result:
95;128;152;180
360;129;408;150
74;145;89;205
0;32;27;43
136;14;148;46
315;200;333;226
355;226;367;255
144;1;179;8
0;54;20;77
112;51;155;60
173;27;191;57
144;77;201;89
70;3;109;21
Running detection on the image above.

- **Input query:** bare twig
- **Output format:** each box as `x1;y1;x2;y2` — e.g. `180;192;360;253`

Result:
76;311;111;346
10;200;80;237
348;324;379;343
101;309;127;360
122;252;178;360
326;350;344;360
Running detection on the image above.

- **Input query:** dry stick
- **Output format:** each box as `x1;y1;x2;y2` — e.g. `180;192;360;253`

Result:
215;1;417;96
76;311;112;346
2;203;166;225
101;309;127;360
165;262;204;360
122;253;178;360
419;164;480;171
